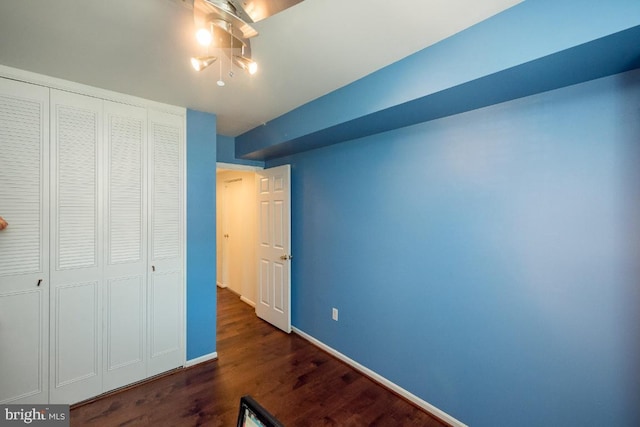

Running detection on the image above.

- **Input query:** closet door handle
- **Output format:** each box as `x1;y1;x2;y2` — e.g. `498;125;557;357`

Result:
152;265;156;272
37;279;42;287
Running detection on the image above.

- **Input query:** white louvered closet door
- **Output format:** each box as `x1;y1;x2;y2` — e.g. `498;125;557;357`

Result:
0;78;49;404
102;101;148;392
49;90;103;404
147;110;185;376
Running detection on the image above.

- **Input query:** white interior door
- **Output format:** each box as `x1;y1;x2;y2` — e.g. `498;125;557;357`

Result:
256;165;291;333
0;78;50;404
102;101;147;392
49;89;103;404
222;179;243;294
147;110;185;376
220;181;230;288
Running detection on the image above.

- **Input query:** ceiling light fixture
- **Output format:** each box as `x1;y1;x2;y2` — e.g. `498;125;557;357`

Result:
191;55;217;71
191;0;258;85
232;55;258;75
195;27;213;46
190;0;303;86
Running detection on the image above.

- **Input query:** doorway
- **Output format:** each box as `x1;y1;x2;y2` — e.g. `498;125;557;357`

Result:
215;163;293;334
216;166;259;306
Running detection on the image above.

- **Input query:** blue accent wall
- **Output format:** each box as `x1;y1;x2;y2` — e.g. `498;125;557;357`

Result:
237;0;640;160
267;69;640;426
217;134;264;167
197;0;640;423
186;109;217;360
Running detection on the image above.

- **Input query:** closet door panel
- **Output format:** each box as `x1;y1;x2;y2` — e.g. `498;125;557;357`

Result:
0;291;45;403
147;110;185;376
49;89;103;404
149;271;182;360
103;101;147;392
0;78;49;404
53;281;100;386
104;276;144;389
105;102;145;266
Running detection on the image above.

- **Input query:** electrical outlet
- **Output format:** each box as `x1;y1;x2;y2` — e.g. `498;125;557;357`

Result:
332;308;338;321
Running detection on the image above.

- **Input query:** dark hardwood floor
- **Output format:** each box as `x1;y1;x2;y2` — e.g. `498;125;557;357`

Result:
71;287;449;426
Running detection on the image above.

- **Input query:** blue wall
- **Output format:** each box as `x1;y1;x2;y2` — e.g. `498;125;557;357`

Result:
186;109;217;360
237;0;640;160
268;69;640;426
217;134;264;167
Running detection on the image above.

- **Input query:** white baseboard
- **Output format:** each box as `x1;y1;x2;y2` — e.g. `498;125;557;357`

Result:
185;351;218;367
240;295;256;307
217;282;227;288
292;327;467;427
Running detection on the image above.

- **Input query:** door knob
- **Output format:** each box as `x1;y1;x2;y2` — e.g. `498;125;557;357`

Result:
279;254;293;261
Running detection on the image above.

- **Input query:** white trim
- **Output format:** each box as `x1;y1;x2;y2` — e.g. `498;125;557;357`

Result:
240;295;256;307
181;113;188;369
216;282;227;288
292;327;468;427
185;352;218;367
216;162;263;172
0;64;185;115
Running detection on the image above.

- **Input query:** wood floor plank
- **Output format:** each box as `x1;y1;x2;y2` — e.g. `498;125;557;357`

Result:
70;287;449;426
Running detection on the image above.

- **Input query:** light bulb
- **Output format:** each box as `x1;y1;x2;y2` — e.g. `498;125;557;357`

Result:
196;28;212;47
191;56;216;71
191;57;202;71
233;56;259;75
217;80;225;87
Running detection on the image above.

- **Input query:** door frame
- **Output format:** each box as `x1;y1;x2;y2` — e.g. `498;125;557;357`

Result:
215;162;263;293
214;162;292;333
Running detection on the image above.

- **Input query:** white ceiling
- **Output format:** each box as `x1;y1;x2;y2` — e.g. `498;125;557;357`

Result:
0;0;520;136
